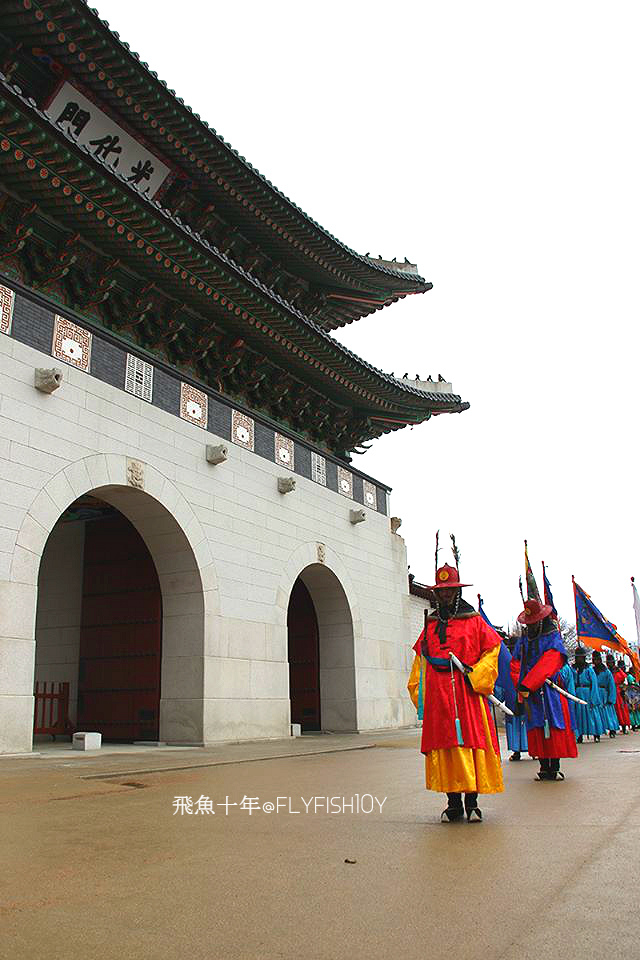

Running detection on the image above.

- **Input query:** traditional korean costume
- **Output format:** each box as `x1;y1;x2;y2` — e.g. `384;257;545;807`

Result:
611;667;631;728
558;662;578;734
510;600;577;780
624;671;640;729
504;704;528;754
573;661;605;739
592;660;618;734
407;564;503;820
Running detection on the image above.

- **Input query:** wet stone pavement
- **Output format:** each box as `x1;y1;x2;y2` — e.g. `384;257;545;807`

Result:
1;729;639;960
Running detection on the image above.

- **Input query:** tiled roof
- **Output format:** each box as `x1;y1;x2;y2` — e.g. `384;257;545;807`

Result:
0;0;429;309
0;73;468;418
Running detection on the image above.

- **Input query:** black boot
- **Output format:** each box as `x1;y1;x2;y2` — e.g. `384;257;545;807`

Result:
509;751;521;761
441;792;464;822
537;758;550;780
546;757;564;781
464;791;482;822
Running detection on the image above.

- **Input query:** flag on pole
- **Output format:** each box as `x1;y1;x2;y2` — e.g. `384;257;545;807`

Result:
542;562;558;620
478;594;516;711
524;540;541;601
573;577;640;680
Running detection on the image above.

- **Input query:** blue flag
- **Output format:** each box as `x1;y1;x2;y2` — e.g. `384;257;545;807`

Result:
573;578;624;651
478;595;517;711
572;577;640;688
542;563;558;619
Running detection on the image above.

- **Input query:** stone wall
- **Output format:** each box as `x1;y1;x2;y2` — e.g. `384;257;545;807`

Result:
34;520;85;724
0;323;417;753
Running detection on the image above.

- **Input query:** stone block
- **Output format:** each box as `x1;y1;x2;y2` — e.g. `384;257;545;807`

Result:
72;731;102;750
45;470;76;513
160;655;204;701
277;476;296;494
0;637;36;695
10;545;41;585
204;656;251;699
0;695;34;754
34;368;63;393
203;697;289;743
205;443;229;465
0;581;37;639
160;697;204;745
250;659;288;699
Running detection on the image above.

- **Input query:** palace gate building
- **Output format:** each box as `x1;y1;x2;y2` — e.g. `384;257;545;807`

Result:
0;0;468;754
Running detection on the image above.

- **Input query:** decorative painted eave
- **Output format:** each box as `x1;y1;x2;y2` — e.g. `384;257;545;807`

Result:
0;74;469;434
0;0;430;330
408;576;434;600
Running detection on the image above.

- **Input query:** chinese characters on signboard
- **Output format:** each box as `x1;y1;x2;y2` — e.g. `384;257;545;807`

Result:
47;82;170;198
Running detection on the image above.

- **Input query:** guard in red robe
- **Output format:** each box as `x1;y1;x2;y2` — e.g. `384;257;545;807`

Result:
510;599;578;780
607;653;630;732
408;563;503;823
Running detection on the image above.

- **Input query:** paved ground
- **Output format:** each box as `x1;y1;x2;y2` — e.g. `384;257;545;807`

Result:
2;729;640;960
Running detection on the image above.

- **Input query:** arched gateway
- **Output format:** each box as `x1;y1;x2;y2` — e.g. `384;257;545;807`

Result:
285;553;358;734
2;455;215;753
36;499;163;741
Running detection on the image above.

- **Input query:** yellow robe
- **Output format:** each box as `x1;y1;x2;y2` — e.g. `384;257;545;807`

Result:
408;646;504;794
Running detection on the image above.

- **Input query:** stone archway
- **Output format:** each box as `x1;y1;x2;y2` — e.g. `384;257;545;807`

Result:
281;544;360;733
35;499;164;742
1;455;218;753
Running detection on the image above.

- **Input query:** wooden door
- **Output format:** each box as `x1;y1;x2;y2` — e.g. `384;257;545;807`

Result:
287;579;321;731
77;511;162;741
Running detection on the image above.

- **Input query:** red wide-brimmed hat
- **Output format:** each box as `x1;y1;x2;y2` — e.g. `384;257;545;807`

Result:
517;598;553;625
431;563;472;590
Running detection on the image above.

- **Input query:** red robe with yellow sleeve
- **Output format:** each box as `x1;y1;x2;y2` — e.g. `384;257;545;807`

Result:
407;602;503;794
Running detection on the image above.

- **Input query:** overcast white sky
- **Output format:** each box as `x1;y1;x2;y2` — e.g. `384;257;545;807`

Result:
99;0;640;641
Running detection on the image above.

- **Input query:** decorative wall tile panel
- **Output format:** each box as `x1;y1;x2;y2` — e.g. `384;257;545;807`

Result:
311;452;327;486
52;315;91;370
208;398;232;440
275;433;294;471
325;459;338;493
293;443;311;480
352;474;364;505
232;410;254;451
363;480;378;510
125;354;154;402
152;367;180;416
124;353;153;403
180;382;208;428
91;336;126;390
0;283;391;514
12;295;54;353
337;466;353;498
254;421;274;460
0;284;15;335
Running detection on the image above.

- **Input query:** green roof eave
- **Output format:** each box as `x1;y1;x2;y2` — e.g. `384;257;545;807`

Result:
0;0;430;305
0;77;467;425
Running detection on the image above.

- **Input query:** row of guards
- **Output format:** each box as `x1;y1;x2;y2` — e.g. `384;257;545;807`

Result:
482;542;640;723
414;539;640;731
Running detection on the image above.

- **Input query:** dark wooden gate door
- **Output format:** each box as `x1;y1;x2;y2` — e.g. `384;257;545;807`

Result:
287;579;320;731
77;511;162;741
